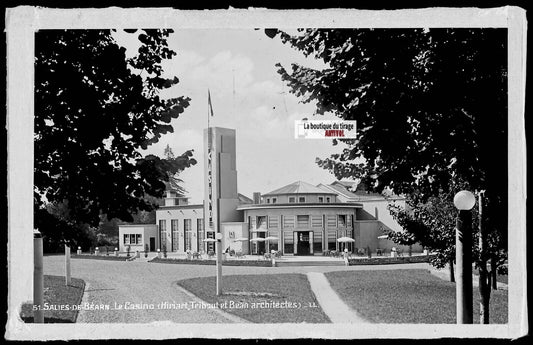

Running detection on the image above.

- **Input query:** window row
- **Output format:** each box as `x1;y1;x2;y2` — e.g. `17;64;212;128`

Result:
264;196;334;204
159;218;206;252
123;234;142;245
159;218;204;232
249;214;352;229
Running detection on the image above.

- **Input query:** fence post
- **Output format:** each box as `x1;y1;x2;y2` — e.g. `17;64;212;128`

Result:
65;243;71;286
33;229;44;323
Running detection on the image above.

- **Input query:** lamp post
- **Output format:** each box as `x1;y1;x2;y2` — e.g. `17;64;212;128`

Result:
215;232;223;296
453;190;476;324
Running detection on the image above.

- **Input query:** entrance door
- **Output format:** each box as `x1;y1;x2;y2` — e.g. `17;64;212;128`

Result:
149;237;156;251
296;231;310;255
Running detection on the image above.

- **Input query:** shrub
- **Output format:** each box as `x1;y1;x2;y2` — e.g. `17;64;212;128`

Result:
126;245;131;257
144;244;149;258
163;245;167;258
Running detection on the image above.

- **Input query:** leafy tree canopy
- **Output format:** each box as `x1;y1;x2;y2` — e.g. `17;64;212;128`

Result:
387;186;477;269
274;28;507;249
34;29;197;241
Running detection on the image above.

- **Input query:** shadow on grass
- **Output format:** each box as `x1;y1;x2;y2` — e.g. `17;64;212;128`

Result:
325;269;507;324
20;275;86;323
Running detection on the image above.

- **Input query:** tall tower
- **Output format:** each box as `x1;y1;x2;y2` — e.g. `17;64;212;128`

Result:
203;127;240;250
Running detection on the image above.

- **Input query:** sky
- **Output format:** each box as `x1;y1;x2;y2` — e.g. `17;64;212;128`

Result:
114;29;346;204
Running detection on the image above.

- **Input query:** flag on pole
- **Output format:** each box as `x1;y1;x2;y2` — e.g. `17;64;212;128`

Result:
208;89;215;117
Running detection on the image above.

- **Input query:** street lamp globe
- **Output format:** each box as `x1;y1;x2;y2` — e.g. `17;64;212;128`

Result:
454;190;476;210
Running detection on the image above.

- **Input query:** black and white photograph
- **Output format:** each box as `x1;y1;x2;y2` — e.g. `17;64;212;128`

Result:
4;6;527;340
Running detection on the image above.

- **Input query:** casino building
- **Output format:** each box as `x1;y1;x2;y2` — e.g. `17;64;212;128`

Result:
119;127;419;255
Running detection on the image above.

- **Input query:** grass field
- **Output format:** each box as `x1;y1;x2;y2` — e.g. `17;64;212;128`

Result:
325;269;508;324
473;271;508;285
20;275;86;323
177;274;330;323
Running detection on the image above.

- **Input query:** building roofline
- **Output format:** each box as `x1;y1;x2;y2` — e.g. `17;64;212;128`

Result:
236;203;362;211
118;224;157;227
158;204;204;210
356;197;406;202
262;191;338;197
317;183;357;198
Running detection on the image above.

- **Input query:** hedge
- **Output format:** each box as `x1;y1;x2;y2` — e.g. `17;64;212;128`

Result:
149;257;273;267
348;254;434;265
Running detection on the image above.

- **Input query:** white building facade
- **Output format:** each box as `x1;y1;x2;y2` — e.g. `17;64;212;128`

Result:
119;127;420;255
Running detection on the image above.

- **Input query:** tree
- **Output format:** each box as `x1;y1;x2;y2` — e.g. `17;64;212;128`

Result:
34;29;197;248
387;186;479;282
272;28;507;323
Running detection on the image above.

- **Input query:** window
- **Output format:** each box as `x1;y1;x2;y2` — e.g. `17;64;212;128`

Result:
171;219;179;251
197;219;204;252
266;198;270;204
257;216;267;229
272;198;277;204
338;215;347;227
206;231;215;252
184;219;192;250
326;197;331;203
125;234;139;245
298;196;306;203
289;197;295;203
159;220;167;250
318;196;324;203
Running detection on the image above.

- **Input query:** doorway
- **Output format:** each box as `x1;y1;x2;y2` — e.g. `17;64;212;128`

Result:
296;231;311;255
149;237;156;251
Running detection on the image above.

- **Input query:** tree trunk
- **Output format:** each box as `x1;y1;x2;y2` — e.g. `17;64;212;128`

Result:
449;258;455;283
491;256;498;290
477;191;490;323
478;266;491;323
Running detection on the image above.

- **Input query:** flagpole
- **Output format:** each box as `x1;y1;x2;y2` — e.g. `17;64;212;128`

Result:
207;89;210;129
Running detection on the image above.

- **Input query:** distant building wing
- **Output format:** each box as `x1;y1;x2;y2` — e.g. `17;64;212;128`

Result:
263;181;332;196
237;193;254;204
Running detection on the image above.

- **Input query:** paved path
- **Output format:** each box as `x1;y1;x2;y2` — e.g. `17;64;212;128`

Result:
306;272;368;323
43;255;429;323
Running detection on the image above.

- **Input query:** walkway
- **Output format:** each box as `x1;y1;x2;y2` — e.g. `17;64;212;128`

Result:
306;272;368;323
43;256;429;323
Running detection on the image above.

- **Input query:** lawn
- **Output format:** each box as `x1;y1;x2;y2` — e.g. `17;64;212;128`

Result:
325;269;507;324
20;275;86;323
473;271;508;285
177;274;330;323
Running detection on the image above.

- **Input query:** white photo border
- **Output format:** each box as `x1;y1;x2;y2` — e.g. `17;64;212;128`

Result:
5;6;527;340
